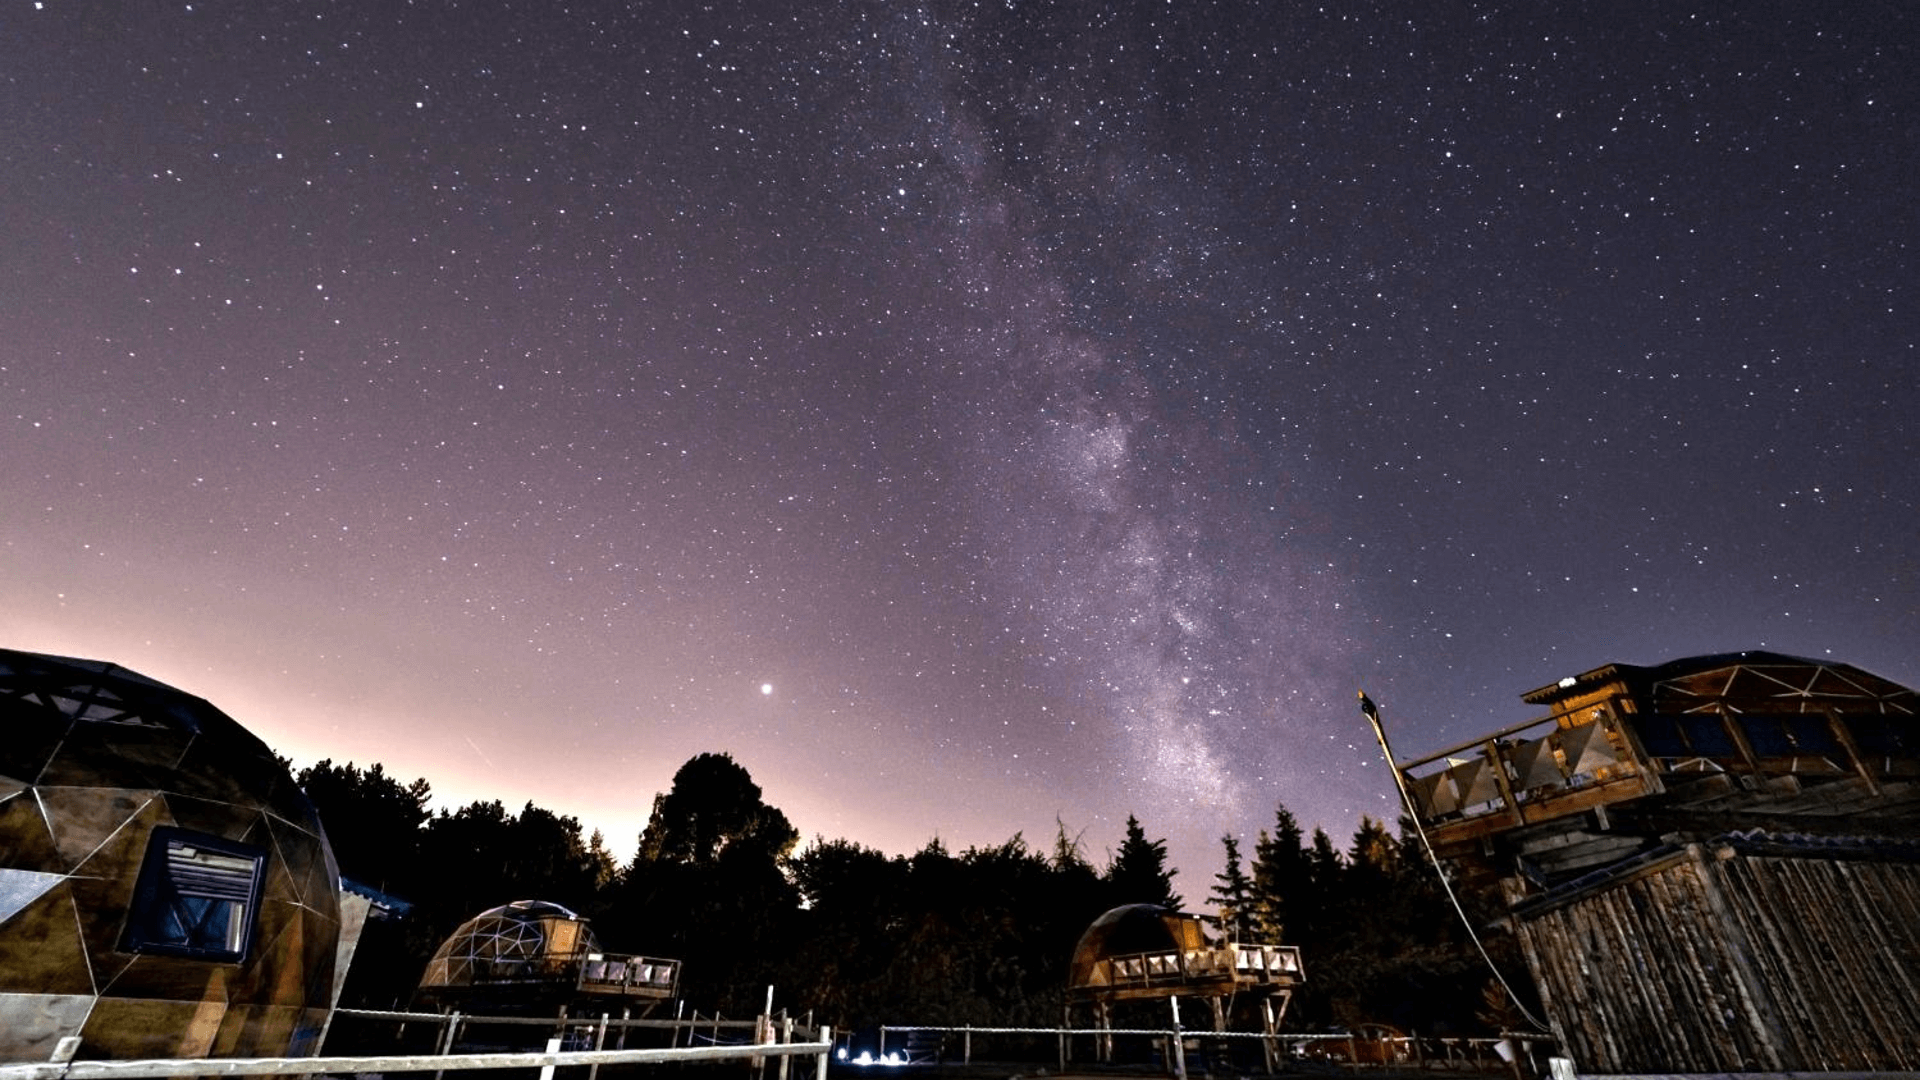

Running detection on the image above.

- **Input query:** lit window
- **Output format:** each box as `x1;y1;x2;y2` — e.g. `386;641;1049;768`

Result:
124;827;265;961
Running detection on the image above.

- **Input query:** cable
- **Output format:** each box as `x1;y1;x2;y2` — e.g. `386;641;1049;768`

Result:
1358;690;1550;1034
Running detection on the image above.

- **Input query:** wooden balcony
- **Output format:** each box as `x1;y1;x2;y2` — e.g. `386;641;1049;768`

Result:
1400;698;1915;859
1091;943;1303;1002
464;951;681;1002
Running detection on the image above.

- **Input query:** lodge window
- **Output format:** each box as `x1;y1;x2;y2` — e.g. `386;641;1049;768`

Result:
123;827;265;962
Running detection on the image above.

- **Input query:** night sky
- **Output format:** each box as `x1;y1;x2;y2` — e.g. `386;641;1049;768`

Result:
4;1;1915;887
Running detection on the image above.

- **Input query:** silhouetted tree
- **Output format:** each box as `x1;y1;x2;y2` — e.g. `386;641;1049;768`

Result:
1250;802;1311;943
1105;814;1182;909
614;752;800;1011
635;751;797;866
295;760;433;1010
296;759;432;893
1207;834;1256;940
781;838;913;1026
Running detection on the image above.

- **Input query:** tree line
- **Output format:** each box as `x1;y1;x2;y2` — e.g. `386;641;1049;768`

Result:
302;752;1528;1035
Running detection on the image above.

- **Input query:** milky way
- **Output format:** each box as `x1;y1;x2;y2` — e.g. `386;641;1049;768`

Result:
3;1;1915;884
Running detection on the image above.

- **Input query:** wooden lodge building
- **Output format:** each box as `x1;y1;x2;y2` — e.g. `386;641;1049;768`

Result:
1394;651;1918;1073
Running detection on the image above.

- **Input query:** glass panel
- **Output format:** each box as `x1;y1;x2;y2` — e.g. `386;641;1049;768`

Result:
1742;716;1795;756
124;827;264;962
1851;716;1908;756
1781;715;1842;754
1677;715;1739;756
1635;715;1690;757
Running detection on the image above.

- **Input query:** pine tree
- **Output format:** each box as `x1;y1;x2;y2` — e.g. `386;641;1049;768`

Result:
1207;834;1256;940
1250;802;1310;942
1105;814;1182;910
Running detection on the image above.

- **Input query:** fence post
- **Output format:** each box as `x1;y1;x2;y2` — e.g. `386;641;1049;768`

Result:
587;1014;609;1080
1170;996;1187;1080
1060;1002;1070;1070
1260;997;1278;1074
538;1035;564;1080
432;1011;460;1080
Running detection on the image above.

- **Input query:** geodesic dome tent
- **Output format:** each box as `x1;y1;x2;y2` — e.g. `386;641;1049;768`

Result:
417;900;680;1013
1067;903;1198;994
0;648;342;1060
420;900;599;989
1067;904;1302;1063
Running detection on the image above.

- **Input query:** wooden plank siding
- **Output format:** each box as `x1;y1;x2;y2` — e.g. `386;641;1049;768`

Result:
1514;842;1920;1073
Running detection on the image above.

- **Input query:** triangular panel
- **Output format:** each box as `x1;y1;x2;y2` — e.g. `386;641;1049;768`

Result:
36;786;155;875
1558;722;1620;776
0;868;67;925
1410;771;1457;817
1510;736;1564;790
0;790;62;870
0;880;96;995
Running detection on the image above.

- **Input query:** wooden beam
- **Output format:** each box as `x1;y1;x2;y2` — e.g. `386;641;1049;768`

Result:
1824;705;1881;797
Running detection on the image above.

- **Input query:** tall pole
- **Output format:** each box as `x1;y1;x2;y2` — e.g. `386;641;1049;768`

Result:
1356;689;1551;1036
1357;691;1415;812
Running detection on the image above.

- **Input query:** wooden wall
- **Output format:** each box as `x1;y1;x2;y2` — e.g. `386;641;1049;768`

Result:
1513;841;1920;1073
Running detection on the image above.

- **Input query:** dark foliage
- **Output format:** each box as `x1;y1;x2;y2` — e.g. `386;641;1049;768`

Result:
306;755;1516;1036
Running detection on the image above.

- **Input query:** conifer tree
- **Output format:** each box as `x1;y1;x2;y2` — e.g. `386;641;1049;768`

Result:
1207;834;1256;940
1105;814;1182;909
1250;802;1310;942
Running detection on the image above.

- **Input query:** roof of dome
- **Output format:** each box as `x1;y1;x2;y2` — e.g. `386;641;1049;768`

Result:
1522;650;1915;712
2;646;261;739
482;899;581;921
1068;904;1187;988
419;899;602;990
0;646;320;823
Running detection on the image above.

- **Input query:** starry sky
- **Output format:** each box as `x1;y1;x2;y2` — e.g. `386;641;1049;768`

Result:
4;0;1916;888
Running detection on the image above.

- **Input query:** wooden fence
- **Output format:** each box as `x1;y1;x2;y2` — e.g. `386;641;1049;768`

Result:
0;1026;832;1080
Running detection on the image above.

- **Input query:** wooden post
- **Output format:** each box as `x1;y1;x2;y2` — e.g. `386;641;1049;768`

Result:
1486;737;1523;826
818;1026;832;1080
1170;995;1187;1080
587;1013;609;1080
1604;700;1665;796
1260;996;1278;1075
432;1011;461;1080
539;1034;566;1080
1823;706;1880;795
1719;705;1761;774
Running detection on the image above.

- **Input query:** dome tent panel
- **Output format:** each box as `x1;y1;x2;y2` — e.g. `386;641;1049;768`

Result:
0;648;343;1060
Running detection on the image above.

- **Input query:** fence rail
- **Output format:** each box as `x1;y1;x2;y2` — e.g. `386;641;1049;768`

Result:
0;1029;832;1080
877;1023;1553;1075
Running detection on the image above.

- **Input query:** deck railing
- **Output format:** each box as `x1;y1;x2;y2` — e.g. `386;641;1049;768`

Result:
1397;711;1652;837
460;950;681;999
1398;704;1904;839
1104;943;1302;988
